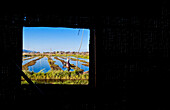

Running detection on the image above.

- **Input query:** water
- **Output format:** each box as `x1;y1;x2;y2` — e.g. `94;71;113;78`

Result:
60;57;89;72
22;56;89;73
78;58;89;62
23;56;32;60
69;56;89;62
70;60;89;72
28;57;51;73
52;57;74;71
22;57;39;65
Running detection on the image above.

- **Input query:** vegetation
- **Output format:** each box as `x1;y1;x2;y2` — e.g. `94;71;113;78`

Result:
22;54;89;85
54;56;66;64
54;56;84;71
70;58;89;67
21;70;89;85
22;56;36;61
23;54;89;59
54;54;89;59
47;56;62;70
82;62;89;66
22;56;44;70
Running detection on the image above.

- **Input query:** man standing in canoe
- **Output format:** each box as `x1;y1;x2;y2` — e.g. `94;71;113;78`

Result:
66;57;71;71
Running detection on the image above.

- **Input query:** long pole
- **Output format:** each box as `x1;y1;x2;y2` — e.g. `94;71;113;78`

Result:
76;29;84;69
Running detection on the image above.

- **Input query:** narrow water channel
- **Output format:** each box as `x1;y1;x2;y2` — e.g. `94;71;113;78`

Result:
59;57;89;72
51;57;74;71
22;57;39;65
22;56;89;73
28;57;51;73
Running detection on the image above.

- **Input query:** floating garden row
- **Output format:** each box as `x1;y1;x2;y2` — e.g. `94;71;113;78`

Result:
21;55;89;85
47;56;62;70
70;57;89;67
54;56;84;72
22;56;36;61
22;56;44;70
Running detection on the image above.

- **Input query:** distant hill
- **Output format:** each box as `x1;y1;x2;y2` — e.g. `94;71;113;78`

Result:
23;49;37;53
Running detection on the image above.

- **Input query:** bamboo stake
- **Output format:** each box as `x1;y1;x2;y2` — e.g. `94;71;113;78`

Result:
76;29;84;70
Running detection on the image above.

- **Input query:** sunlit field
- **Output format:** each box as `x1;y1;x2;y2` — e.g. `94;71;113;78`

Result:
22;27;90;85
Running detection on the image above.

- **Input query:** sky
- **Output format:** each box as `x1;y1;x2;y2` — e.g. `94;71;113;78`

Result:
23;27;90;53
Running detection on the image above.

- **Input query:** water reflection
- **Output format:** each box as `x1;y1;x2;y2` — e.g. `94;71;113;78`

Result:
59;57;89;72
70;56;89;62
28;57;51;73
22;56;89;73
22;57;39;65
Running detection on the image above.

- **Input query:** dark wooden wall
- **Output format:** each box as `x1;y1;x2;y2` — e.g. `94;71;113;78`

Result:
0;1;169;109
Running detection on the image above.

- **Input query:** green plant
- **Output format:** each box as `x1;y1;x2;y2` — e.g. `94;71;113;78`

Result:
21;69;89;85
